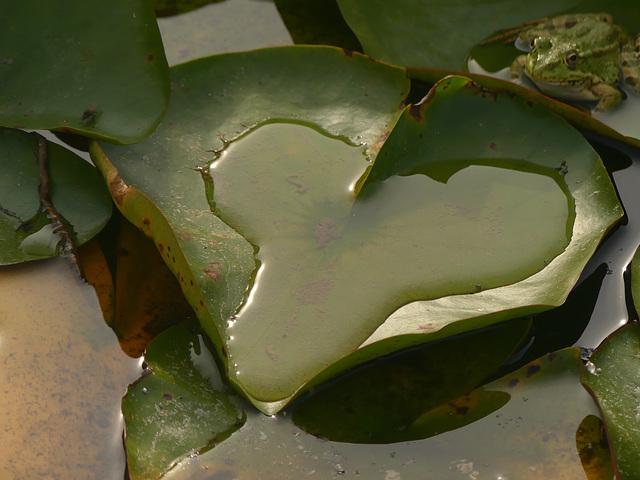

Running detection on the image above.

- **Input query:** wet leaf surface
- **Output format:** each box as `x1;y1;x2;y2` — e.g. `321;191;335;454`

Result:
0;128;112;265
581;321;640;478
0;0;170;144
94;50;621;413
123;318;245;480
92;46;410;412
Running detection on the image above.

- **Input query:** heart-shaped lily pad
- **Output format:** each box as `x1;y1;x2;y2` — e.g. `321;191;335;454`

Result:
0;128;112;265
91;46;409;411
92;46;620;413
0;0;169;144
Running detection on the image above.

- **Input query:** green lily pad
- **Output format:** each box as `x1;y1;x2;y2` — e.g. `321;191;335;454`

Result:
581;322;640;479
122;318;245;480
580;245;640;480
336;0;577;70
409;69;640;150
0;0;169;144
91;46;410;412
0;128;112;265
337;0;640;141
93;46;620;414
337;0;640;70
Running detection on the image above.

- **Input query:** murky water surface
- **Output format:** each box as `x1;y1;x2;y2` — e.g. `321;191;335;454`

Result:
0;256;141;479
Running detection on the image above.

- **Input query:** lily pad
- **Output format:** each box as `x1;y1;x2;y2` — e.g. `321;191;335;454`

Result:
336;0;577;70
122;318;245;480
91;46;410;411
93;46;621;413
0;128;112;265
580;245;640;479
0;0;170;144
337;0;640;70
581;322;640;479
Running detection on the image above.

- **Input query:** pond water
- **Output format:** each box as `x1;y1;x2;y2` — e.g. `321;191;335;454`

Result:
0;255;141;479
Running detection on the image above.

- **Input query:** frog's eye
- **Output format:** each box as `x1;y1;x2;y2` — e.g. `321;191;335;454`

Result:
529;37;539;49
565;51;579;68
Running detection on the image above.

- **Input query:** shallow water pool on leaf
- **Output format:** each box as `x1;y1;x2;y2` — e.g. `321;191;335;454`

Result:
209;121;574;403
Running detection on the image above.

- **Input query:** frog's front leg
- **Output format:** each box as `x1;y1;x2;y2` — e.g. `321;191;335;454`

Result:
592;82;623;112
510;55;527;83
620;35;640;95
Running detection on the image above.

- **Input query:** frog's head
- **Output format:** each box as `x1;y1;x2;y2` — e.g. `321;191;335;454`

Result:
524;36;585;85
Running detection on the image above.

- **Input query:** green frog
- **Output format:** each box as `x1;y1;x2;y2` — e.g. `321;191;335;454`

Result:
484;13;640;111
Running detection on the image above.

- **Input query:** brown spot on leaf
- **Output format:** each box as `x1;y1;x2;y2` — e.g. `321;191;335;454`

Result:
162;392;173;401
108;172;131;207
297;276;332;305
341;48;354;57
147;54;154;62
157;243;164;253
526;363;541;377
142;217;151;227
508;378;519;388
204;261;223;281
455;406;469;415
265;344;282;364
489;142;497;150
172;226;194;242
314;218;341;249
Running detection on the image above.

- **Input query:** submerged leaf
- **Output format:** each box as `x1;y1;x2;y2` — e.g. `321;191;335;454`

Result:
168;348;604;479
291;318;530;443
123;318;245;480
113;219;194;356
0;128;112;265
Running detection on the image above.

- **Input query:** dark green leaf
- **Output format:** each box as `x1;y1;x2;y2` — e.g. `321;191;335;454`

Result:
0;0;170;144
581;322;640;479
123;318;245;480
291;318;530;443
0;128;112;265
